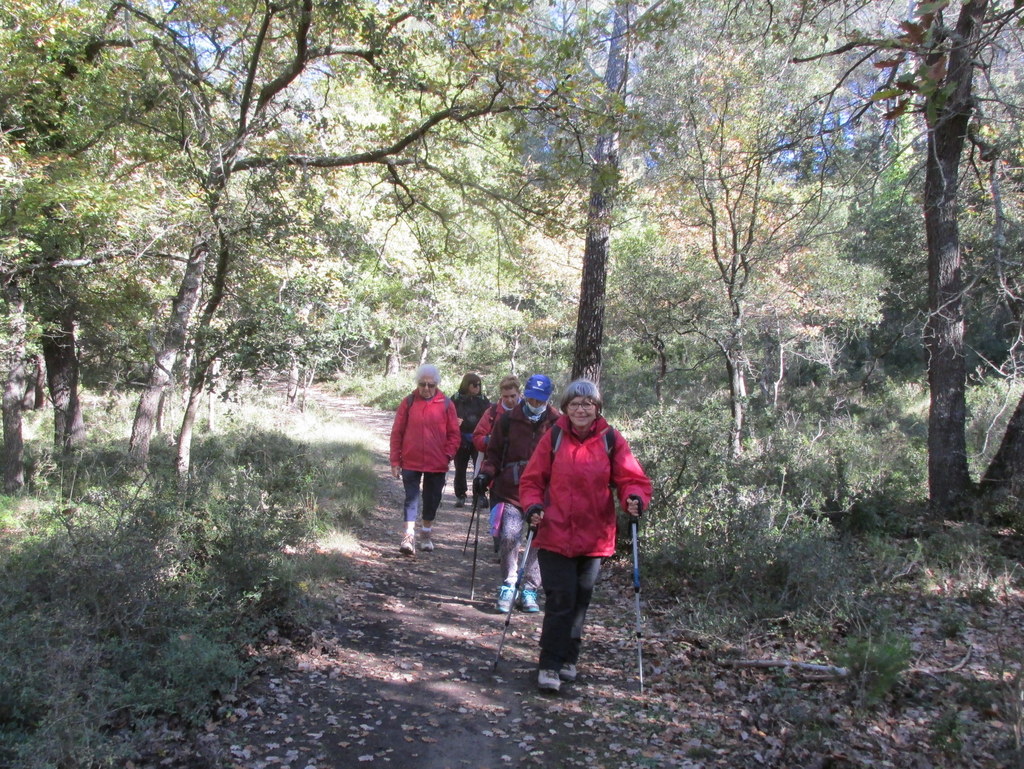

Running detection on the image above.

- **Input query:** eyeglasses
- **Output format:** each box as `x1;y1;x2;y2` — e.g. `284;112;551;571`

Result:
417;381;437;389
566;400;596;412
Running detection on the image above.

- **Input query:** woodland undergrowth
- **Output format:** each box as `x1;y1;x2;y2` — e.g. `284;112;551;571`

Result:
0;385;377;769
3;373;1024;766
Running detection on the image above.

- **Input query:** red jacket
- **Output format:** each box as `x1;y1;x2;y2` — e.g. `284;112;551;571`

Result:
390;390;461;473
519;414;652;559
472;400;517;453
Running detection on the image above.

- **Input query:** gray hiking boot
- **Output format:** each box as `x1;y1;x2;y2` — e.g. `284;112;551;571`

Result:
400;533;415;555
496;584;515;613
537;669;561;693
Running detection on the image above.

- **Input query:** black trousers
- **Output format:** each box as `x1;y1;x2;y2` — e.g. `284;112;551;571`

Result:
401;470;446;523
452;440;478;499
537;549;602;670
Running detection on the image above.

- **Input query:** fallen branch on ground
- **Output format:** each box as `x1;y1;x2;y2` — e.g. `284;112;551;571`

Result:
720;644;973;680
719;659;849;677
908;645;972;676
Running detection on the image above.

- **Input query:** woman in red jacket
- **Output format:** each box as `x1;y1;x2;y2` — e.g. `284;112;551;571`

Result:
390;364;461;555
519;378;652;693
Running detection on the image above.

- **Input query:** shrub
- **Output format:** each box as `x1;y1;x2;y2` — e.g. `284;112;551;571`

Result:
0;386;379;768
833;632;912;704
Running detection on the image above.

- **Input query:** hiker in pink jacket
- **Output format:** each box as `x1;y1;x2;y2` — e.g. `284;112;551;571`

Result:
519;378;652;693
390;364;461;555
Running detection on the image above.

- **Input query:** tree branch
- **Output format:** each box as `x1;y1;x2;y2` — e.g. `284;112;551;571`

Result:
720;658;849;677
231;99;522;173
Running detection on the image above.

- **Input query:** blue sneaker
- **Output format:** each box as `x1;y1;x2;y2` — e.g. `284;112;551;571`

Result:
518;589;540;613
496;584;515;613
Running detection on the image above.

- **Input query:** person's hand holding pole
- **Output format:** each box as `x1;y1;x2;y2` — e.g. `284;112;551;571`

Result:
626;494;643;519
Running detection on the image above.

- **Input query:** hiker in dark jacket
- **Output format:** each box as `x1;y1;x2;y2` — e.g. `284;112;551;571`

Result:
389;364;461;555
476;374;558;613
451;372;490;508
519;378;652;693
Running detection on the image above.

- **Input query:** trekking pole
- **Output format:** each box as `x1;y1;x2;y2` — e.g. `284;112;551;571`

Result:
493;525;536;671
468;492;483;599
631;518;644;693
462;492;479;554
462;453;484;554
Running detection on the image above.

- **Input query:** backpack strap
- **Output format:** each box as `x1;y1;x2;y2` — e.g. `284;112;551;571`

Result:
406;393;451;409
550;424;617;477
604;427;617;459
549;424;563;461
499;408;513;468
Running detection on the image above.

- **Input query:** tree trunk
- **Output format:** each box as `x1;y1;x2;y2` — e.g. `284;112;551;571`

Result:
981;387;1024;496
722;344;747;460
176;379;204;485
2;281;27;492
156;388;167;435
385;336;402;377
129;243;208;464
922;1;987;515
573;176;614;383
571;3;631;384
41;310;85;452
22;354;45;410
207;358;221;431
300;366;315;412
508;329;521;376
287;356;300;405
653;337;666;405
175;224;234;482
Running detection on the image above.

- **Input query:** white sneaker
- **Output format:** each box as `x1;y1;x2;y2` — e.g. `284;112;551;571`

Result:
399;533;415;555
559;664;577;682
537;669;561;693
418;530;434;551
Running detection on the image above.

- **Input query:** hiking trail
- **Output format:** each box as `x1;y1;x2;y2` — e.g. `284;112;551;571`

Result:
142;389;658;769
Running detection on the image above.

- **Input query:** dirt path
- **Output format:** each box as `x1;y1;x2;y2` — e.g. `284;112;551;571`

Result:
148;392;658;769
136;389;1024;768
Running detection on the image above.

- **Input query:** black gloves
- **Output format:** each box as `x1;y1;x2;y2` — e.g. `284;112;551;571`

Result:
473;473;492;496
525;504;544;528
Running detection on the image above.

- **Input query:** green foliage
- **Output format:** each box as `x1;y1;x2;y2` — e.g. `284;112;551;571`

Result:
0;389;377;768
929;708;966;756
833;632;912;705
620;368;934;638
330;371;421;410
0;503;248;768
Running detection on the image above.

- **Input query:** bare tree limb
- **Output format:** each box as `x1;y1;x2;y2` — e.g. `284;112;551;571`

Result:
720;658;850;677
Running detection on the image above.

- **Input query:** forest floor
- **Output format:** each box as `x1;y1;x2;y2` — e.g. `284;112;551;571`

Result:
137;388;1024;769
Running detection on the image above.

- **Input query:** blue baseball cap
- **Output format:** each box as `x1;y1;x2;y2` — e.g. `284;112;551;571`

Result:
523;374;553;401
